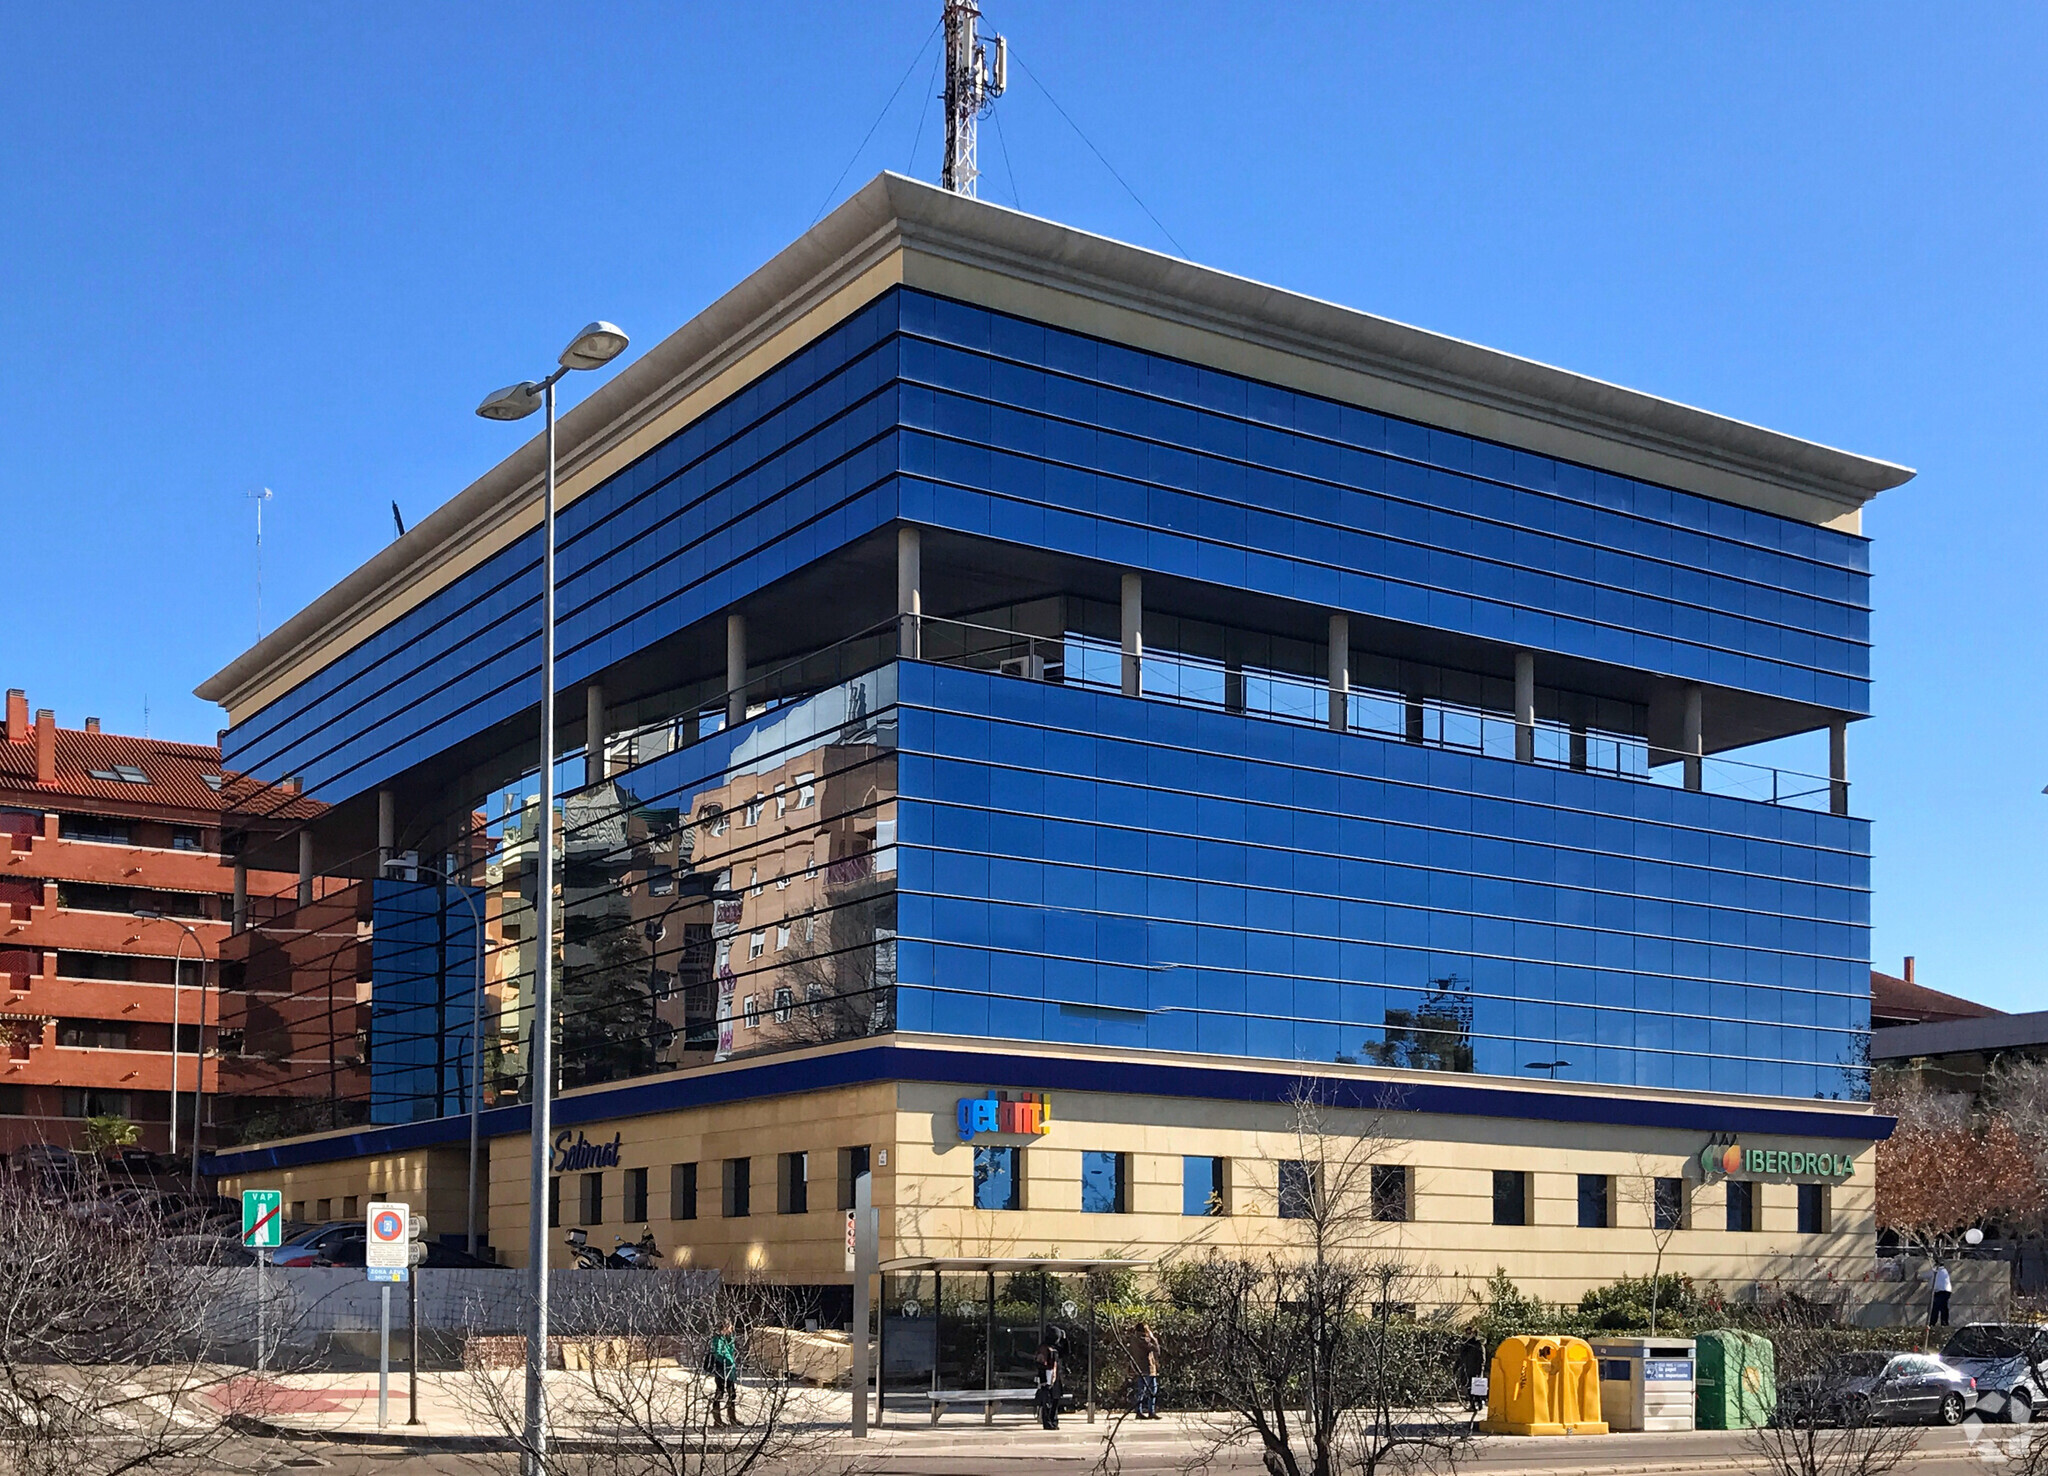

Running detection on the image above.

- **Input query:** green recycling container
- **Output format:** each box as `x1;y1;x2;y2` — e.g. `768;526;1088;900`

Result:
1695;1329;1776;1429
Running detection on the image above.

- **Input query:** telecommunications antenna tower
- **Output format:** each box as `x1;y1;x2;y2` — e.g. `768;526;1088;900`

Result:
941;1;1005;196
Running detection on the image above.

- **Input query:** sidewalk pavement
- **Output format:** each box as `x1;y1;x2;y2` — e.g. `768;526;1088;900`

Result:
211;1370;1795;1471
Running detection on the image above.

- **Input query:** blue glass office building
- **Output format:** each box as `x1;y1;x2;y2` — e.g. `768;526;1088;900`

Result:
202;175;1906;1283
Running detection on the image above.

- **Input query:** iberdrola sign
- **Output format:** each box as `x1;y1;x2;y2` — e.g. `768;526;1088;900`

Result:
1700;1141;1854;1179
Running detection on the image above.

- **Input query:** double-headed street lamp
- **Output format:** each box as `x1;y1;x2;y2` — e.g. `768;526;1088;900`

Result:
132;909;206;1189
476;320;629;1473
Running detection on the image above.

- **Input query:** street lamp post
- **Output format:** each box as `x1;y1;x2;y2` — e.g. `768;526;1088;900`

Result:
476;321;629;1475
133;910;205;1187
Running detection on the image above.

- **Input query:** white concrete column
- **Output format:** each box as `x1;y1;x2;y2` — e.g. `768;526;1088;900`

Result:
377;788;396;871
1829;718;1849;817
584;683;606;787
1327;613;1350;733
231;861;248;932
1514;651;1536;763
296;829;314;909
1683;685;1704;792
897;526;922;660
1119;572;1143;698
725;612;748;729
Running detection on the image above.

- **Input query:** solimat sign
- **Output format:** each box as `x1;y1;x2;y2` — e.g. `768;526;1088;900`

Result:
1700;1142;1854;1179
956;1091;1052;1141
551;1130;623;1172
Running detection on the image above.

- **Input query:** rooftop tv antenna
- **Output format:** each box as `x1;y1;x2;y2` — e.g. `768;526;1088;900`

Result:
247;486;274;642
941;1;1005;196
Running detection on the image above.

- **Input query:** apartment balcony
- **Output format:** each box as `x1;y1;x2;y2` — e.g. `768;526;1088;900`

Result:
0;820;245;895
0;1045;211;1095
2;904;231;956
4;974;215;1029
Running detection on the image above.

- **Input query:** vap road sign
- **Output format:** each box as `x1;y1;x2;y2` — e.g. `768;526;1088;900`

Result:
844;1210;857;1274
241;1189;283;1249
366;1201;410;1281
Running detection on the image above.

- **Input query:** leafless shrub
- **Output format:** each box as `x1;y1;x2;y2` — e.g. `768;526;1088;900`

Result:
0;1167;290;1476
453;1273;839;1476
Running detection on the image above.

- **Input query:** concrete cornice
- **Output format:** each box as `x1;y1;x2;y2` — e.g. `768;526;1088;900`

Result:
197;171;1912;719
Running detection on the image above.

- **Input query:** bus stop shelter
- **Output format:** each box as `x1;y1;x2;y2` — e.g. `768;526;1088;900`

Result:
872;1255;1149;1425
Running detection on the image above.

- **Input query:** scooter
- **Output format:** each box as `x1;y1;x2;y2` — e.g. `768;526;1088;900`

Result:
564;1226;608;1270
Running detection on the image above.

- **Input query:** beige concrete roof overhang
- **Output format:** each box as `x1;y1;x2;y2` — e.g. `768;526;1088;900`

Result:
197;171;1913;726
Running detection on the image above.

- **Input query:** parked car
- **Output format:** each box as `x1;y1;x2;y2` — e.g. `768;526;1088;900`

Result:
156;1234;259;1267
1778;1351;1976;1427
267;1220;363;1267
311;1229;494;1269
1944;1324;2048;1424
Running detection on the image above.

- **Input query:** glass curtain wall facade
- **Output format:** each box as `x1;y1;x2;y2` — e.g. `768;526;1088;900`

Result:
217;281;1875;1126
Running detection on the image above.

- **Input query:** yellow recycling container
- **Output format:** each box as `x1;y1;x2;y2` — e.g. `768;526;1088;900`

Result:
1480;1335;1611;1436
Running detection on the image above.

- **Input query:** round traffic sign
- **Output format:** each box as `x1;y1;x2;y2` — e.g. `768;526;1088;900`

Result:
372;1209;405;1241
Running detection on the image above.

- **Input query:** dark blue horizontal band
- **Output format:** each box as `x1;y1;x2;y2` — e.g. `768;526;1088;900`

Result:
204;1041;1892;1176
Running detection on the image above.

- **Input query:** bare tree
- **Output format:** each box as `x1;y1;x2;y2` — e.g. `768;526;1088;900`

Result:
0;1169;288;1476
1616;1153;1685;1334
1744;1297;1922;1476
454;1273;836;1476
1138;1085;1470;1476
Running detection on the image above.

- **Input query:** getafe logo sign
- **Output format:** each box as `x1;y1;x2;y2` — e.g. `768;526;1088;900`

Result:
551;1130;624;1172
957;1091;1052;1141
1700;1141;1854;1179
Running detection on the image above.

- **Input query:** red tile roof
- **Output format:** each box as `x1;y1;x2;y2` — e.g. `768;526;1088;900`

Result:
1870;970;2002;1027
0;723;323;820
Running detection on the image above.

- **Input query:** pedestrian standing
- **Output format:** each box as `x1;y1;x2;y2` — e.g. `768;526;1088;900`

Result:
1035;1339;1062;1429
1132;1321;1161;1419
1927;1261;1953;1327
706;1319;741;1426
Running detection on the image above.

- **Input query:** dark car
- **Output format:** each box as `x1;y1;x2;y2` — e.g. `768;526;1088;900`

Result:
311;1229;494;1269
267;1221;362;1267
1779;1351;1976;1427
1943;1324;2048;1424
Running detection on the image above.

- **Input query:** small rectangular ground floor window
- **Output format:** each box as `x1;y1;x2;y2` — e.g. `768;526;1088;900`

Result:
1278;1160;1319;1219
1493;1170;1528;1227
838;1145;871;1210
579;1172;603;1225
1654;1177;1687;1231
1798;1182;1830;1234
624;1166;648;1223
1726;1179;1756;1232
670;1162;697;1221
1372;1164;1410;1222
1577;1174;1611;1229
723;1158;751;1218
1081;1151;1128;1213
973;1145;1021;1210
1183;1156;1228;1216
779;1151;808;1214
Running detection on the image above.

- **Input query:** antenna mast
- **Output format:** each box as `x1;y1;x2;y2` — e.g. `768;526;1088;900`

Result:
941;1;1005;196
247;486;274;642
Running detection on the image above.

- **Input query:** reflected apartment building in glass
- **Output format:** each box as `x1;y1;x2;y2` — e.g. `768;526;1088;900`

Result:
202;174;1907;1302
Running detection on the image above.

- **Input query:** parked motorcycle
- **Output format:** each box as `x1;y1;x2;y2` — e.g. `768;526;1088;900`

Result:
565;1225;662;1269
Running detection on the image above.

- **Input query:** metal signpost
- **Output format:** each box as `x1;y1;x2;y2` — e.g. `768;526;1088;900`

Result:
241;1189;282;1373
408;1212;427;1426
366;1201;410;1427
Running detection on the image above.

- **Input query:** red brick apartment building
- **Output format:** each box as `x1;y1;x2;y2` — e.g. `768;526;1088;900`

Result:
0;689;323;1157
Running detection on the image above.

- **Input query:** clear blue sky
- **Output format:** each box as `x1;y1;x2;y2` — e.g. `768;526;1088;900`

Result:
1;4;2040;1008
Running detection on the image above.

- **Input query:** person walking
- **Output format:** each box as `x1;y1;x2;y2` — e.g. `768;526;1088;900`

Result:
707;1319;741;1427
1132;1321;1161;1420
1927;1261;1954;1327
1035;1339;1062;1430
